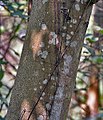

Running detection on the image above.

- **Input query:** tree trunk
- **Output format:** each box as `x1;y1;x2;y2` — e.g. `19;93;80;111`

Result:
6;0;96;120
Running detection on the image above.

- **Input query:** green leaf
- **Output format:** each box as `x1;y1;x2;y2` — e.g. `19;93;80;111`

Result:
86;38;96;43
84;45;95;56
99;30;103;35
0;68;4;80
0;26;5;34
11;10;27;18
15;24;21;33
79;95;86;103
12;3;19;9
92;56;103;64
0;59;7;65
7;5;15;11
16;2;24;7
0;82;2;87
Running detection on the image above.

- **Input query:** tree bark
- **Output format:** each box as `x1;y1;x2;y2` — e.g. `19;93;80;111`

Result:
6;0;95;120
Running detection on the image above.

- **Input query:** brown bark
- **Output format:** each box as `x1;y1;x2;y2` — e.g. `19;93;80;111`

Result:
6;0;95;120
86;65;99;117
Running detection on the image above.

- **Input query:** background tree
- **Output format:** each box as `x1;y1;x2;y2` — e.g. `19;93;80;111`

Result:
69;1;103;119
0;0;27;118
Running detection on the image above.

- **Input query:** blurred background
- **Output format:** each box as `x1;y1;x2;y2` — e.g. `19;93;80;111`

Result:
0;0;103;120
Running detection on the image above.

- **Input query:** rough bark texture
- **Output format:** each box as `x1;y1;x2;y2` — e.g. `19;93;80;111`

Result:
6;0;94;120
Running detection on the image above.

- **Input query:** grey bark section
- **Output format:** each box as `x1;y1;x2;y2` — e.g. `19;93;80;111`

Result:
6;0;93;120
93;0;103;28
92;0;103;39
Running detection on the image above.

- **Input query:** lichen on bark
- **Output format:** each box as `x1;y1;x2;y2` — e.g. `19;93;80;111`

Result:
6;0;95;120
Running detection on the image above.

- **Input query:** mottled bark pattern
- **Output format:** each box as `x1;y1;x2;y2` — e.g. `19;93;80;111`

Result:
6;0;95;120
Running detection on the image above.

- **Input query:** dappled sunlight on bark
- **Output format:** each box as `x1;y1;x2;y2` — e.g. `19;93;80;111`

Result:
21;99;34;120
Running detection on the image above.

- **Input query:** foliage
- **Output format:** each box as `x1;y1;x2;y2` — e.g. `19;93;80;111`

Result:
73;27;103;119
0;0;28;18
0;59;7;87
0;0;28;118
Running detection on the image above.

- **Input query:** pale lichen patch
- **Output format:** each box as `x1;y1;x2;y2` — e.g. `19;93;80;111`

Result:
42;92;45;96
41;51;48;59
55;86;64;99
75;4;80;11
72;19;77;24
43;79;48;84
38;50;48;59
46;103;51;110
63;54;72;75
66;34;71;40
40;97;43;100
62;26;67;30
81;0;88;4
70;41;77;47
49;32;59;45
66;40;70;46
37;115;44;120
70;25;73;28
40;61;43;65
51;76;55;80
62;33;66;37
48;74;50;77
41;24;47;30
50;84;64;120
70;31;74;35
39;42;45;48
40;86;43;89
42;68;45;71
34;88;37;91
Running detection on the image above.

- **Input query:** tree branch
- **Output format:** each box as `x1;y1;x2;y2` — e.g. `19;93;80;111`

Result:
87;0;99;6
